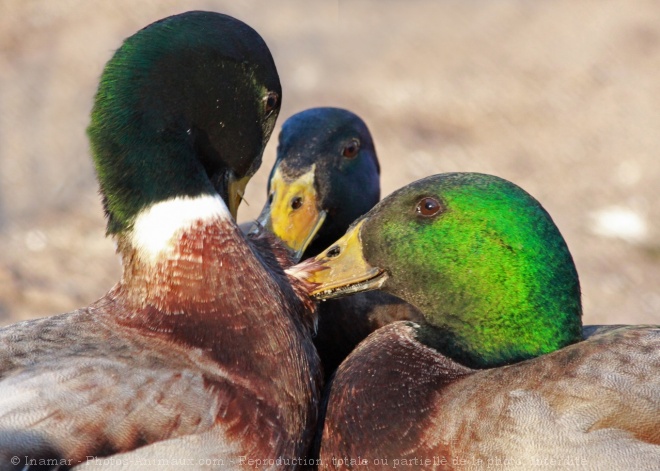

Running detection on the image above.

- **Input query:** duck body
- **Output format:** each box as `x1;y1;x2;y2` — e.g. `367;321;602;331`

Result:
0;219;318;465
292;172;660;469
0;11;321;466
323;322;660;470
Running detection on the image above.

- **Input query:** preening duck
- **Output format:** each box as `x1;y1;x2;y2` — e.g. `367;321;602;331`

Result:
292;172;660;470
0;11;320;466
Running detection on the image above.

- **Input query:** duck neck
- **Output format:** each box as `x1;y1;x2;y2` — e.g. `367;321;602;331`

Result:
412;278;583;369
113;195;237;314
110;195;304;330
401;246;584;369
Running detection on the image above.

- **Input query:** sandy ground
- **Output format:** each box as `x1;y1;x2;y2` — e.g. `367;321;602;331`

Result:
0;0;659;327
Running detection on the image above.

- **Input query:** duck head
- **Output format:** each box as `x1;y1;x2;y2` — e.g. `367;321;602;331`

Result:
254;107;380;261
88;11;281;244
291;173;583;368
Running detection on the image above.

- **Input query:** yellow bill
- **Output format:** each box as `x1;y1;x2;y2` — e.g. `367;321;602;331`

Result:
259;165;327;261
287;220;388;299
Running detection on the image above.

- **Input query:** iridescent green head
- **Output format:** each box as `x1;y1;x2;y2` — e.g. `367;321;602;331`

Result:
87;11;281;234
300;173;583;368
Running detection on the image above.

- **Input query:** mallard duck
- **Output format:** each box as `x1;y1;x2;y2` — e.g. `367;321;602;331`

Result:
0;11;321;465
291;173;660;469
249;107;422;379
255;107;380;260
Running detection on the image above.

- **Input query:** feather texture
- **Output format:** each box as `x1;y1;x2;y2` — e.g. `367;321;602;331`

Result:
320;323;660;470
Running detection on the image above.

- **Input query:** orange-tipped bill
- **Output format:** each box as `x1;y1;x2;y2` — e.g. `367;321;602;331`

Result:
286;220;388;300
258;165;327;261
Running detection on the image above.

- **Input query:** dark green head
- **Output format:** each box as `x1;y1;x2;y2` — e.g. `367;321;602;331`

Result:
302;173;583;368
258;107;380;260
88;11;281;234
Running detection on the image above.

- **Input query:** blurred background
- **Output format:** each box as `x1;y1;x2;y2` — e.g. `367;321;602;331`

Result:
1;0;659;326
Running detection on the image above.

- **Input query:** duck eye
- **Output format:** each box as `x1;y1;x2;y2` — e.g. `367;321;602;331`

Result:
268;193;274;204
342;138;360;159
263;91;279;115
416;197;443;217
291;196;303;210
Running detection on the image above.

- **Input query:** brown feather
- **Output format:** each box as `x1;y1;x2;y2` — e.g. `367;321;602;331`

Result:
320;323;660;470
314;292;423;379
0;218;321;464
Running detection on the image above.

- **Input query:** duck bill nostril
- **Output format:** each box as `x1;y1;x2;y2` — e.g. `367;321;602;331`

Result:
264;165;325;261
326;246;341;258
288;220;387;299
291;196;303;210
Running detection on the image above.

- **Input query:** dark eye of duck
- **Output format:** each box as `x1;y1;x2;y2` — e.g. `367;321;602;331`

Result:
264;91;279;115
342;138;360;159
268;193;274;204
291;196;303;210
416;197;443;217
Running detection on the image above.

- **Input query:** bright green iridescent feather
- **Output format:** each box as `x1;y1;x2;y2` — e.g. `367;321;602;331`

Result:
361;173;582;368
